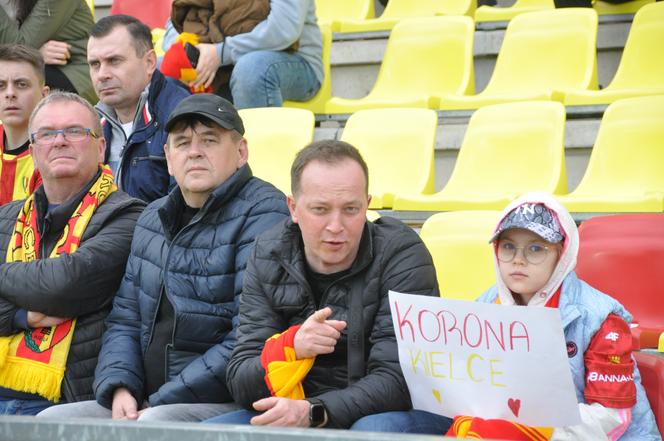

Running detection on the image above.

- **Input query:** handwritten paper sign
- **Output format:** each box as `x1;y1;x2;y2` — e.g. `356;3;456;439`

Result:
389;291;581;427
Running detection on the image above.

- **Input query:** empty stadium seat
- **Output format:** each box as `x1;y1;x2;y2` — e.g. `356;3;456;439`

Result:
594;0;654;15
339;108;438;209
85;0;95;18
110;0;172;29
563;2;664;105
633;351;664;435
393;101;567;211
576;214;664;348
324;16;474;114
284;25;332;114
475;0;553;23
335;0;475;33
420;211;499;300
474;0;651;22
238;108;315;195
438;8;598;110
315;0;374;27
557;95;664;212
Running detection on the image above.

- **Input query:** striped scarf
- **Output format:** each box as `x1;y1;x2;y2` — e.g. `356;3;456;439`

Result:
261;325;314;399
0;165;116;402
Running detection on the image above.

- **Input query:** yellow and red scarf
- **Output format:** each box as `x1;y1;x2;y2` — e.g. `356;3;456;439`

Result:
0;165;116;402
261;325;314;399
446;415;554;440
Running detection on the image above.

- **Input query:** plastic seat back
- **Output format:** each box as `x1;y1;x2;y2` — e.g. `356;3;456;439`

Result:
442;101;567;199
85;0;95;18
370;16;475;100
606;2;664;90
420;211;499;300
284;25;331;114
475;0;553;23
382;0;474;17
325;16;474;113
111;0;173;29
560;95;664;211
577;214;664;347
315;0;374;25
594;0;654;15
239;108;315;195
340;108;438;209
633;351;664;435
483;8;598;95
336;0;475;32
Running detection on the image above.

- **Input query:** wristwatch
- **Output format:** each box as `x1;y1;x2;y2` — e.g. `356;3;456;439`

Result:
308;399;327;427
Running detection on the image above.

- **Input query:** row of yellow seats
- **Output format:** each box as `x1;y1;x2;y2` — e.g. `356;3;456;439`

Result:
314;0;652;30
243;94;664;214
287;4;664;113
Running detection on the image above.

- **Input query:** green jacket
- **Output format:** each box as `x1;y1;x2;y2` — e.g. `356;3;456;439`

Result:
0;0;96;103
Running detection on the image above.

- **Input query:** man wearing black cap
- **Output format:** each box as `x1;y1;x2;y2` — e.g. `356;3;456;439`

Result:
39;94;289;422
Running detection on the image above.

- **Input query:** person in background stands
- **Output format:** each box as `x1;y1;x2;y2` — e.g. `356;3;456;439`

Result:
163;0;322;109
0;44;48;205
87;14;190;203
0;0;96;103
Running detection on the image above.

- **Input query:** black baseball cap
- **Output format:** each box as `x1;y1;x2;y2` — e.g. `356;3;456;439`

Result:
165;94;245;135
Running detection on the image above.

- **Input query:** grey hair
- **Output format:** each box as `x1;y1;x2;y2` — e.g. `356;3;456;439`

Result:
29;91;102;136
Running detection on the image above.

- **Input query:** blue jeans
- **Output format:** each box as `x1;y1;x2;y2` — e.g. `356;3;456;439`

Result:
205;409;452;434
229;50;320;109
0;398;53;415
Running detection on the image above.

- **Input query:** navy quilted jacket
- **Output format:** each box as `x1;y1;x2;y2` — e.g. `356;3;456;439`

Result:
93;165;289;408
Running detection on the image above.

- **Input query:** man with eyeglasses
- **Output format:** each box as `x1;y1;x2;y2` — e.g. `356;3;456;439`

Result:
0;91;145;415
0;44;49;205
39;93;289;422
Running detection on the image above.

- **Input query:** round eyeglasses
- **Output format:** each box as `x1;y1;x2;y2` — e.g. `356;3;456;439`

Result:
497;241;553;265
30;127;98;146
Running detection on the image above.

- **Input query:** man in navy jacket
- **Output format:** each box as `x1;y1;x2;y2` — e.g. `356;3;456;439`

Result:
39;94;289;422
87;14;190;203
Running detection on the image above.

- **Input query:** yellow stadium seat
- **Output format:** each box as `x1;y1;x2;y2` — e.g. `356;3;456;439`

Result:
594;0;654;15
557;95;664;212
340;108;438;209
475;0;553;23
238;108;315;195
393;101;567;211
438;8;598;110
325;16;474;114
563;2;664;105
420;211;499;300
366;210;381;221
86;0;95;18
315;0;374;26
335;0;475;33
152;28;166;58
284;25;331;114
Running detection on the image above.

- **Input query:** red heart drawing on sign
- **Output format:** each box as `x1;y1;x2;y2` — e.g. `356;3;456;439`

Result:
508;398;521;417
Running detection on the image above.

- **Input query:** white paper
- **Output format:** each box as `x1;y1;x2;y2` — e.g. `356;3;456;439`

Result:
389;291;582;427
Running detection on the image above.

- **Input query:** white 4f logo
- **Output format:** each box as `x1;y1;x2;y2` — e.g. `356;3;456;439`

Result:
605;332;620;342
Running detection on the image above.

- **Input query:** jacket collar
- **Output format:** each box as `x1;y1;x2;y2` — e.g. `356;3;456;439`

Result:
97;70;170;138
158;164;253;241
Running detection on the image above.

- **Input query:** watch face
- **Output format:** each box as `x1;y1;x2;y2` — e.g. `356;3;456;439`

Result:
310;403;325;426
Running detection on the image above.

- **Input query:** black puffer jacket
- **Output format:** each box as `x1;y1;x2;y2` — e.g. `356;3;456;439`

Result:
94;165;289;408
227;217;439;428
0;180;145;403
